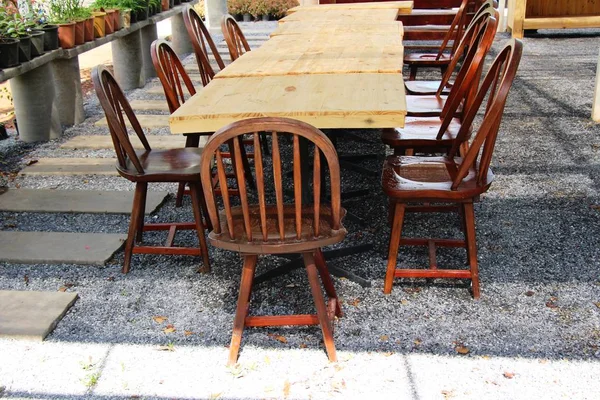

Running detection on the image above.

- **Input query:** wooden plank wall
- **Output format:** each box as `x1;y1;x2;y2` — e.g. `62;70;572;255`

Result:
526;0;600;18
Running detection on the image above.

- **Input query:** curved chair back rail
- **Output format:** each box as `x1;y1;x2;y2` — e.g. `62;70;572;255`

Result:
221;14;251;61
183;6;221;84
437;0;498;95
200;117;344;250
92;65;150;175
436;11;498;134
450;38;523;189
151;39;197;114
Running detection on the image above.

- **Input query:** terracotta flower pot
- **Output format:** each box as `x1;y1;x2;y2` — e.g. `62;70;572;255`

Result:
162;0;169;11
84;17;94;42
105;10;115;34
74;20;85;45
113;9;121;30
92;12;106;38
57;22;76;49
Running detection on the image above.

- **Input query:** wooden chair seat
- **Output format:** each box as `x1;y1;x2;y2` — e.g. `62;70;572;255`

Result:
381;117;462;149
406;94;455;117
117;148;204;182
404;52;451;66
405;80;452;95
382;155;493;201
210;205;347;254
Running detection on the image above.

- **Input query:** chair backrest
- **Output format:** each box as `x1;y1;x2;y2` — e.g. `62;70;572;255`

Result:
436;11;497;127
92;65;150;175
201;117;342;242
183;5;222;84
437;0;497;93
449;39;523;190
221;15;251;62
435;0;471;61
151;39;197;114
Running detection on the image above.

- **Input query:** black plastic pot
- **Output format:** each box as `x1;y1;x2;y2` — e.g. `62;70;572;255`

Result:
0;38;19;68
174;0;181;5
136;6;149;21
169;0;174;8
17;35;32;63
42;25;59;51
0;124;8;140
29;30;45;57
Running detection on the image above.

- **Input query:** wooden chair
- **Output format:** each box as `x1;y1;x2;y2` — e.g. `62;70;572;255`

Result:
183;5;224;84
150;39;255;206
405;0;498;95
405;6;496;118
92;65;211;274
221;14;251;62
382;39;523;299
382;12;498;155
200;117;346;365
404;0;471;81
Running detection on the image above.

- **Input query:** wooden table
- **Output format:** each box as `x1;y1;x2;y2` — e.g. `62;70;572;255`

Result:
286;1;414;14
170;4;409;287
170;6;408;134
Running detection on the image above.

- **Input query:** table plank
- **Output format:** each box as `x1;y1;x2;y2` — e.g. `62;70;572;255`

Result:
215;34;404;78
270;21;404;37
169;74;407;133
278;9;402;24
287;1;413;15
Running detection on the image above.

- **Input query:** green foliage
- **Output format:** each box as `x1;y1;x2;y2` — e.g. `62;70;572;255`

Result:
228;0;298;19
0;3;27;38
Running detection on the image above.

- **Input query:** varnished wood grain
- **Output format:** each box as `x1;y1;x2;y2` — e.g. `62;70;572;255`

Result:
286;1;414;15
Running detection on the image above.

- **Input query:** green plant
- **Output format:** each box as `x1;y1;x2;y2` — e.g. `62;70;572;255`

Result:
20;0;48;30
0;3;27;38
269;0;298;19
149;0;161;11
250;0;268;18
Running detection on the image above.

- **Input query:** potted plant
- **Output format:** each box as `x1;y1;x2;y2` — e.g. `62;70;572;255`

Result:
228;0;251;22
251;0;269;21
20;0;47;56
48;0;77;49
1;6;32;63
0;4;20;68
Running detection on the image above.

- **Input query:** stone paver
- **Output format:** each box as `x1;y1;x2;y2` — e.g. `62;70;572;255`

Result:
0;231;126;265
19;158;117;176
60;134;205;150
0;189;168;214
0;290;78;340
95;114;169;128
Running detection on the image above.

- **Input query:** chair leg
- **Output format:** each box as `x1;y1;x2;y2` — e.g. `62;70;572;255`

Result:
462;202;481;299
123;182;146;274
304;252;337;362
314;249;342;317
384;202;406;294
135;182;148;243
228;254;258;366
189;182;211;273
409;65;418;80
175;184;186;208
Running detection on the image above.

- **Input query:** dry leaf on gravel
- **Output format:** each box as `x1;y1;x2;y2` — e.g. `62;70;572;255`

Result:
403;287;422;294
163;324;176;333
299;343;307;349
456;346;470;355
350;298;360;307
380;335;389;342
593;302;600;309
283;380;291;398
503;371;515;379
414;339;422;346
58;286;67;292
153;316;167;324
209;392;222;399
546;301;558;309
275;335;287;343
524;290;535;296
184;330;194;336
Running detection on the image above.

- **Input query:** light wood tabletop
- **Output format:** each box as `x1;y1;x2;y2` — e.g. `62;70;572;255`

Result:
278;8;402;24
270;21;404;37
286;1;414;14
169;4;409;134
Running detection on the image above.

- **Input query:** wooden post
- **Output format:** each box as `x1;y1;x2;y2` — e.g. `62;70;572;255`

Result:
507;0;526;39
497;0;507;32
593;48;600;122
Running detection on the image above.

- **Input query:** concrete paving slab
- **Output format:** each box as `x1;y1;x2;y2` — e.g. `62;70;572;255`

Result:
129;99;170;111
0;231;126;265
95;114;169;128
60;134;200;150
147;85;171;95
0;189;168;214
19;158;117;176
0;290;78;341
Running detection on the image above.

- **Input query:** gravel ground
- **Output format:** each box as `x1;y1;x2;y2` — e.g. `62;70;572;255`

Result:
1;25;600;399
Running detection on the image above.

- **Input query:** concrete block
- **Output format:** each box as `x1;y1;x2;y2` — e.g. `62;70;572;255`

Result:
0;189;168;214
19;158;117;176
111;30;144;90
0;290;78;341
50;57;86;127
0;231;126;265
